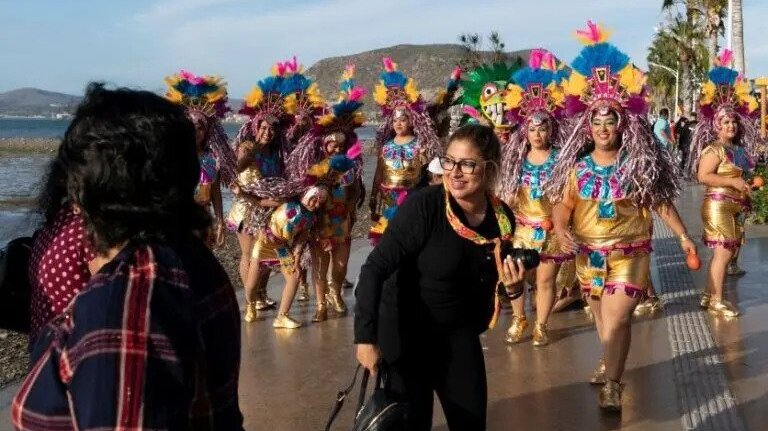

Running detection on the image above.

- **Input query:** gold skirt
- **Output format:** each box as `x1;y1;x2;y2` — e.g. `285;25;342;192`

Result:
226;196;253;233
575;250;649;299
251;235;295;273
701;196;745;250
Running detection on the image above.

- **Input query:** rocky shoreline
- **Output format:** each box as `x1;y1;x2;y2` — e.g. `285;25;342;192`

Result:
0;137;60;154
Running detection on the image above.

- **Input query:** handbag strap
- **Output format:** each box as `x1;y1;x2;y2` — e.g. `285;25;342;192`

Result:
324;364;368;431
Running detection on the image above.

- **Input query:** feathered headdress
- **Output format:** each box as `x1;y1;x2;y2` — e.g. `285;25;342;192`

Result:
458;62;521;129
165;70;229;118
304;141;363;187
373;57;443;159
687;49;762;178
498;49;569;202
280;56;326;121
239;61;290;123
374;57;423;113
284;65;367;182
546;21;680;208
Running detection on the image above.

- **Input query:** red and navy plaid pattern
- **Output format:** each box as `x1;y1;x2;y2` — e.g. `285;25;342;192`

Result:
12;240;244;431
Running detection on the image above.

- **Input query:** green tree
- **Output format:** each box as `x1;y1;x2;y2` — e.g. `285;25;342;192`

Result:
662;0;726;63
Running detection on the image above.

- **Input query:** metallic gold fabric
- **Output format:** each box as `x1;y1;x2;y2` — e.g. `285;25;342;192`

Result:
575;251;649;299
700;144;749;248
226;165;262;232
381;154;424;189
512;186;569;261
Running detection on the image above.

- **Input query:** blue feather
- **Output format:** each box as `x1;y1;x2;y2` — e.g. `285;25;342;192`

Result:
380;71;408;88
258;76;284;94
279;74;312;96
512;68;555;89
333;100;363;116
572;43;629;77
708;67;738;86
339;79;354;93
329;154;354;172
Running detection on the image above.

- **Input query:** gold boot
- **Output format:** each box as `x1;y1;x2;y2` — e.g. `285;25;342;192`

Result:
326;283;347;315
273;313;302;329
312;305;328;323
590;358;606;385
296;282;309;302
505;315;528;344
708;299;740;317
532;322;550;347
634;296;663;316
599;379;623;412
699;292;711;309
244;302;258;323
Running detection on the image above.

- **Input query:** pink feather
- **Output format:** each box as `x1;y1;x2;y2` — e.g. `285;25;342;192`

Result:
576;20;601;43
529;49;545;69
718;49;733;67
451;66;461;81
345;64;356;76
348;87;367;102
383;57;395;72
346;141;363;160
462;105;480;120
542;51;556;71
396;192;407;206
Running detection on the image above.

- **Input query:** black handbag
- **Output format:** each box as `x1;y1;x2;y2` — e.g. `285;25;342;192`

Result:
324;364;408;431
0;236;34;333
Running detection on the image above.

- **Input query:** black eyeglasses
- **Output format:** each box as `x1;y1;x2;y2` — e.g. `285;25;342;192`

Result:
439;156;483;174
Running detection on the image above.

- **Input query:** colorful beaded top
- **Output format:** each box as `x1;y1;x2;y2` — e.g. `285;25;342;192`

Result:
576;155;630;220
520;150;559;200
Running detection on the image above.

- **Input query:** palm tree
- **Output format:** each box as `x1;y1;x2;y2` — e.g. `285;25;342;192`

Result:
731;0;745;74
662;0;726;64
649;15;708;114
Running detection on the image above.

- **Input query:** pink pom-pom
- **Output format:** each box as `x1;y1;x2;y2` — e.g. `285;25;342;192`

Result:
346;141;363;160
383;57;395;72
348;87;367;102
451;66;461;81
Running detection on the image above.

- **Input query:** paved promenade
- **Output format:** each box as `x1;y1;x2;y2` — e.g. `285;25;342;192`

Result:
1;183;767;430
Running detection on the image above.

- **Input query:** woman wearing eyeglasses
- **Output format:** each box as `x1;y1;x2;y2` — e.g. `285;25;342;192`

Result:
498;49;573;346
355;124;526;430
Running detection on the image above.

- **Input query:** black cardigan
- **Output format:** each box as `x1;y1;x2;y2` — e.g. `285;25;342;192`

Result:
354;185;515;352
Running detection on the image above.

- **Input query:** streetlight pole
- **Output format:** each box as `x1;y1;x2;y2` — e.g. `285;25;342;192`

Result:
727;0;733;50
649;61;680;119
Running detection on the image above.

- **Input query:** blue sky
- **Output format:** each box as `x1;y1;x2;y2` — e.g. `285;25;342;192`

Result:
2;0;767;96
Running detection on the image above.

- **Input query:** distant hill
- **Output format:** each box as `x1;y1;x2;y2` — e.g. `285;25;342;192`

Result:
305;44;531;118
0;88;81;117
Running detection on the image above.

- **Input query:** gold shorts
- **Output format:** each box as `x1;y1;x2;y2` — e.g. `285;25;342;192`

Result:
226;197;253;233
576;248;650;300
701;196;746;250
251;235;295;273
512;224;572;263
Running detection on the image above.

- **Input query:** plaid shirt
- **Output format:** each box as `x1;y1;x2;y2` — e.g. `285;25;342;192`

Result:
12;240;244;431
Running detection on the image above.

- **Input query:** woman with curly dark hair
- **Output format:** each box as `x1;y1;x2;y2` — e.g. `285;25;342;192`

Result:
13;84;244;430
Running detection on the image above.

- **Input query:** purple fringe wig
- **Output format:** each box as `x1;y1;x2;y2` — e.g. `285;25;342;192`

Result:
546;111;682;208
498;115;568;203
686;110;762;179
374;107;444;160
207;121;237;187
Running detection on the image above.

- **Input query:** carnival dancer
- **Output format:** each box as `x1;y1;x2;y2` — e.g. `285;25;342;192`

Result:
229;62;297;316
687;49;762;318
286;65;367;321
368;57;443;244
248;147;360;328
548;21;696;411
277;57;328;303
498;49;573;346
165;70;237;247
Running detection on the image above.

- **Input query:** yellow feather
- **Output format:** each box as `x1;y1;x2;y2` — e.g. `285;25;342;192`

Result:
164;76;181;87
699;81;715;106
244;86;264;108
734;80;750;98
547;83;565;107
317;114;335;126
283;94;298;114
307;159;331;178
405;78;419;103
562;73;587;97
747;97;759;113
618;66;645;95
166;88;183;104
306;83;325;108
374;84;388;106
504;85;524;109
434;90;447;106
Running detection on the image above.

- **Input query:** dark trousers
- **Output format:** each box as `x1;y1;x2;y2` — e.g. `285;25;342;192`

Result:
388;327;487;431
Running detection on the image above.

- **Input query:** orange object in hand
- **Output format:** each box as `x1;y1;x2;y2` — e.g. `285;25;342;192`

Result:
752;176;765;188
686;250;701;271
540;219;554;232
